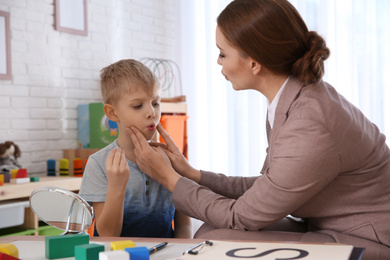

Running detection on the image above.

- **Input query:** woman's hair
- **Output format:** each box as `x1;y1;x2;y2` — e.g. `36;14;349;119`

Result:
100;59;159;105
217;0;330;85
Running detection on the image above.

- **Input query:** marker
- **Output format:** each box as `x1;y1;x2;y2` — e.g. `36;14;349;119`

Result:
149;242;168;254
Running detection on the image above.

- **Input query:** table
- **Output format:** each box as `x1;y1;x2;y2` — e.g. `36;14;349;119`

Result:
0;236;364;260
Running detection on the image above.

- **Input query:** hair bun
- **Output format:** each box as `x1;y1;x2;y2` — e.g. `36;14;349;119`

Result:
292;31;330;85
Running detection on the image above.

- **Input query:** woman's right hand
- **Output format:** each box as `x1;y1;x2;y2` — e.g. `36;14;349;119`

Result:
155;124;201;183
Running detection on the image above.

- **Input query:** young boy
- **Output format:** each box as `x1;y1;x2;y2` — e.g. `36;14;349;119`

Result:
79;59;192;238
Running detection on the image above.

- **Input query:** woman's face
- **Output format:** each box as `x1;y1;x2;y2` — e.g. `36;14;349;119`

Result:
216;26;255;91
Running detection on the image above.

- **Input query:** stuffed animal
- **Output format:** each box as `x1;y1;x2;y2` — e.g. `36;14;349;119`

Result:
0;141;22;172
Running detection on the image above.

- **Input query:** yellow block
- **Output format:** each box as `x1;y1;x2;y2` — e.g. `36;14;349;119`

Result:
0;243;19;257
110;240;135;251
10;169;18;179
0;174;4;186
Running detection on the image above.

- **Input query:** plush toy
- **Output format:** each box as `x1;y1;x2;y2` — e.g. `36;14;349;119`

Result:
0;141;22;172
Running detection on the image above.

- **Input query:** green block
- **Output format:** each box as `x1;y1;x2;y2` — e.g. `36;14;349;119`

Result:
75;243;105;260
45;233;89;259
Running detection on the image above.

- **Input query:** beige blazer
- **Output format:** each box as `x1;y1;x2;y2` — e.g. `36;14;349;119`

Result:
173;77;390;258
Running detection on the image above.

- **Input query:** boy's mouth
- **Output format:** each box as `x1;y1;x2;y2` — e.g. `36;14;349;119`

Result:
147;123;156;131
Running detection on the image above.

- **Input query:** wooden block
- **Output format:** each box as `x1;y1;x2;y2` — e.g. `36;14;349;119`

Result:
124;247;149;260
45;233;89;259
59;158;69;176
0;175;4;186
98;251;129;260
10;169;18;179
10;178;30;184
15;169;27;178
0;243;19;258
74;243;104;260
0;252;20;260
110;240;135;251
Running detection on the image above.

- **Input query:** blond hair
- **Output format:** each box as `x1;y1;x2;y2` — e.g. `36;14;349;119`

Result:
100;59;159;105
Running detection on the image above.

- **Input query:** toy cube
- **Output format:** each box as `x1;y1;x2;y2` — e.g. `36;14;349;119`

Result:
124;247;149;260
15;169;27;178
75;243;104;260
0;244;18;258
0;252;20;260
45;233;89;259
0;174;4;186
99;251;129;260
110;240;135;251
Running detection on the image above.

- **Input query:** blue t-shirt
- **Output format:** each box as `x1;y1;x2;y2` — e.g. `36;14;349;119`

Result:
79;141;175;238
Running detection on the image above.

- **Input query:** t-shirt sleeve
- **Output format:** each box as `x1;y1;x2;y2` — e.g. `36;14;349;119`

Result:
79;154;108;203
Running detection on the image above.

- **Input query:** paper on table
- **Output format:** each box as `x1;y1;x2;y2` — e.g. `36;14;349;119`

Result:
178;240;354;260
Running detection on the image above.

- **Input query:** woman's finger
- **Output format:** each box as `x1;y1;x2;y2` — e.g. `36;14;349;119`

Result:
128;127;145;151
157;124;179;149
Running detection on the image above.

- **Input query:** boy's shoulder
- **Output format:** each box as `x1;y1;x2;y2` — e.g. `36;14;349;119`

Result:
90;141;118;160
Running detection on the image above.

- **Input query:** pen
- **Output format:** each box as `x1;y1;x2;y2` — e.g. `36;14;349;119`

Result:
149;242;168;254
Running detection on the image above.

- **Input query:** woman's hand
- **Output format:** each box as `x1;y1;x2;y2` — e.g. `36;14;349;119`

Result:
129;126;181;192
106;148;129;191
155;124;201;183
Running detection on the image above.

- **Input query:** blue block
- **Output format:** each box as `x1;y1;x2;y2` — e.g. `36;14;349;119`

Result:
75;243;104;260
45;233;89;259
124;247;149;260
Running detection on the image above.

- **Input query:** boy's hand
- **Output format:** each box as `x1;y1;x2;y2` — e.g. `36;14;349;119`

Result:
106;148;130;191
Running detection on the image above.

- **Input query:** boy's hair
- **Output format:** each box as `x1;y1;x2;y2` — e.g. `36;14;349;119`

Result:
100;59;159;105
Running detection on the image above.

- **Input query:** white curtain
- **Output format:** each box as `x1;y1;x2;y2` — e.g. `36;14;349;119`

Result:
179;0;390;177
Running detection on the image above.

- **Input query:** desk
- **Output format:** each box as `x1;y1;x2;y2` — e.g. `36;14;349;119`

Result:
0;177;82;235
0;177;82;201
0;236;364;260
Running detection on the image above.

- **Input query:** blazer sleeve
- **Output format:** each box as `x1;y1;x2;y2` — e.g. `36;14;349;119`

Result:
172;118;341;230
199;171;258;199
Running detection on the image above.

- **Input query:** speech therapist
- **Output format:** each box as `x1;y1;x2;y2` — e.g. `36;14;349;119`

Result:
129;0;390;259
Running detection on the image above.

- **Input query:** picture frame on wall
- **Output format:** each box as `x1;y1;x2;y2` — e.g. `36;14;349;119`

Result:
0;10;11;80
55;0;88;36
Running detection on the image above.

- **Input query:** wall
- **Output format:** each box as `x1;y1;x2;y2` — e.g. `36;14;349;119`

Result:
0;0;181;175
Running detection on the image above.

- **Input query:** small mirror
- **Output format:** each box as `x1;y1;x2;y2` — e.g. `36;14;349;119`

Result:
29;186;94;235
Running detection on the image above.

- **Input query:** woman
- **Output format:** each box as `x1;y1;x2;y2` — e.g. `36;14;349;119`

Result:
129;0;390;259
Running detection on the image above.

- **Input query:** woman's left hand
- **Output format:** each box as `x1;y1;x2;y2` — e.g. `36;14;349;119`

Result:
128;127;181;192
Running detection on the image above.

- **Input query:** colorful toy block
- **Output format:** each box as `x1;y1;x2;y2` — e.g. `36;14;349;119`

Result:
59;158;69;176
124;247;149;260
0;174;4;186
15;169;27;178
10;177;30;184
47;159;56;176
0;252;20;260
110;240;135;251
0;244;18;258
73;158;83;177
98;251;129;260
45;233;89;259
10;169;18;179
30;176;39;182
75;243;104;260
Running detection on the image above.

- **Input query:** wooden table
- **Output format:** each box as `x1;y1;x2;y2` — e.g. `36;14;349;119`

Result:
0;236;364;260
0;177;83;235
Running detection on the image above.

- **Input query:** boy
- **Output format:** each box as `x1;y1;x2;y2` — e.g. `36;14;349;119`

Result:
79;59;192;238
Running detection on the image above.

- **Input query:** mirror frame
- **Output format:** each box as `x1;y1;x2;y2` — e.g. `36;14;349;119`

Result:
29;186;94;235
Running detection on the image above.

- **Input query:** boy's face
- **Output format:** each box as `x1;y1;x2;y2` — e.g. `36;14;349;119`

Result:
113;84;161;141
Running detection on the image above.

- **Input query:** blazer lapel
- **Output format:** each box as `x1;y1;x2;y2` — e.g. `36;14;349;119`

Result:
269;77;304;153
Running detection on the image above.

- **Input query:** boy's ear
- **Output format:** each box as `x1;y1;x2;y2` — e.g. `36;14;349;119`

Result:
103;104;119;122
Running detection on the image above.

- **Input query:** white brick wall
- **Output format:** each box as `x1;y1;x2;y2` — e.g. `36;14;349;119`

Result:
0;0;181;175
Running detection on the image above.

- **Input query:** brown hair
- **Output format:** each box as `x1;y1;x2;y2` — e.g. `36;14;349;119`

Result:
217;0;330;85
100;59;159;105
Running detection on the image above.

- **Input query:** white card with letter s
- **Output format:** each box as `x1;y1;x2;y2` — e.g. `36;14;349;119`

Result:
178;240;354;260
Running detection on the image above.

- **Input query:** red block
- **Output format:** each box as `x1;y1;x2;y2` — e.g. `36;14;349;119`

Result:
16;169;27;178
0;252;21;260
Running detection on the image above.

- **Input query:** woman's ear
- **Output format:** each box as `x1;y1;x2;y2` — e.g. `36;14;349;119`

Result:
103;104;119;122
250;60;262;75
